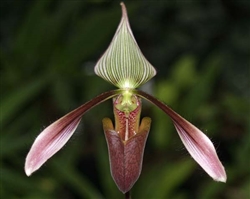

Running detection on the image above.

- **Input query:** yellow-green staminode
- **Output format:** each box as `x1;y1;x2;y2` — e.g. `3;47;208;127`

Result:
94;3;156;89
114;89;138;114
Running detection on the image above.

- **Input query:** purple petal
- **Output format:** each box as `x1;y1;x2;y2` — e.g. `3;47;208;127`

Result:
25;116;81;176
173;121;226;182
25;90;119;176
136;90;227;182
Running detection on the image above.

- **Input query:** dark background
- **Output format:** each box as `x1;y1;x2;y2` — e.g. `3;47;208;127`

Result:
1;0;249;199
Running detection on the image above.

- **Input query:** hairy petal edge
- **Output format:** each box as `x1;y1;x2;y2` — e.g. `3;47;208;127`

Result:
25;90;120;176
136;90;227;182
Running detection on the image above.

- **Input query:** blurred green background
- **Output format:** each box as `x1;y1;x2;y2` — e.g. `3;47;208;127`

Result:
1;1;249;199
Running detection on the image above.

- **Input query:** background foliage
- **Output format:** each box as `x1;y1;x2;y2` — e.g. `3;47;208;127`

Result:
1;1;249;199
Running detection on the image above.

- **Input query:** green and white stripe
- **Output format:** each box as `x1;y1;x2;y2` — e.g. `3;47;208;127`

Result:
94;3;156;89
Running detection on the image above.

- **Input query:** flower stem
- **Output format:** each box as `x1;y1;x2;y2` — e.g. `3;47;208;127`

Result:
125;191;131;199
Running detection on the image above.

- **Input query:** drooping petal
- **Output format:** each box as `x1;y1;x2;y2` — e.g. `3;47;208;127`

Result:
136;90;227;182
94;2;156;89
102;117;151;193
173;121;226;182
25;90;120;176
25;116;81;176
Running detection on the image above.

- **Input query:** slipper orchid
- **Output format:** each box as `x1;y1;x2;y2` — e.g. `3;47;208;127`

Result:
25;2;226;194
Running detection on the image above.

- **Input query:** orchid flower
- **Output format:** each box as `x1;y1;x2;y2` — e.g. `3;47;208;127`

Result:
25;2;226;194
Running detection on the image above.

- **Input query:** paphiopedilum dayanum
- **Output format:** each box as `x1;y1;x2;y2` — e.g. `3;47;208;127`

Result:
25;2;226;194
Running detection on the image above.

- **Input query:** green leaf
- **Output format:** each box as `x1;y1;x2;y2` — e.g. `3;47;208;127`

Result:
134;159;195;199
0;75;49;127
50;160;103;199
